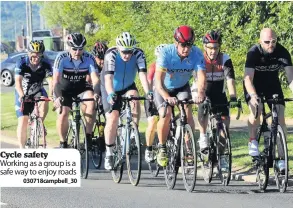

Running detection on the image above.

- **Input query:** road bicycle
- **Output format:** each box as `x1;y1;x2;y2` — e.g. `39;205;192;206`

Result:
163;99;197;192
21;96;51;149
253;94;293;193
111;96;146;186
198;98;242;186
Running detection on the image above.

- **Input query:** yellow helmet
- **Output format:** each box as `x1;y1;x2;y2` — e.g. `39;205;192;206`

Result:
28;40;45;53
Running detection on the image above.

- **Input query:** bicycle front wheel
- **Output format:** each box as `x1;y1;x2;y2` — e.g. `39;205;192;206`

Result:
216;123;232;186
111;125;124;183
274;125;288;193
29;118;45;149
76;119;89;179
164;132;179;190
181;124;197;192
126;122;141;186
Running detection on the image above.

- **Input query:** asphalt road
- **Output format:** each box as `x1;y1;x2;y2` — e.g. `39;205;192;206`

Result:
1;142;293;208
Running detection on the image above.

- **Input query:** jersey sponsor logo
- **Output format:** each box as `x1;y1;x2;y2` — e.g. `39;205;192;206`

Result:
63;74;87;81
206;72;224;81
167;68;193;73
256;64;281;72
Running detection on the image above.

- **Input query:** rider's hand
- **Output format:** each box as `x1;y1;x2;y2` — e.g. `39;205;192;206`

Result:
195;91;206;104
146;91;153;100
229;97;238;108
107;92;117;105
249;94;259;108
94;93;100;103
54;97;63;109
164;96;177;106
18;95;24;103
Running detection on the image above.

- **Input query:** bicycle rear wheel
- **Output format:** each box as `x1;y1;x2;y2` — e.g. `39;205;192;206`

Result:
274;125;288;193
181;124;197;192
111;125;124;183
126;122;141;186
164;133;179;190
76;119;89;179
91;122;104;169
216;123;232;186
256;128;269;191
148;135;160;177
199;126;215;184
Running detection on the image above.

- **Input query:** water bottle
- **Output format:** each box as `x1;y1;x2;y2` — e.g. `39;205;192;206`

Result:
263;128;271;150
98;124;105;137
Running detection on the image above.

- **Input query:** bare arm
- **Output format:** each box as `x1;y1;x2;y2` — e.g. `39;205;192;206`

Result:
227;79;237;97
139;72;150;94
105;74;114;95
244;67;257;96
15;75;24;98
90;71;100;94
155;69;169;100
53;72;62;97
196;69;206;95
46;77;53;97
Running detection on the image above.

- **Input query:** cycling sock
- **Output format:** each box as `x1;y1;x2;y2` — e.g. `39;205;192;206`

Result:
86;133;92;139
159;144;166;149
200;133;207;139
249;138;256;142
146;146;153;151
106;144;114;156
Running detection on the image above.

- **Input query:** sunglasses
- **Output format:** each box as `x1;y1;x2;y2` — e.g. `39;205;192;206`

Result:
179;42;193;48
72;47;83;51
206;46;220;50
121;50;133;55
263;39;277;45
30;55;42;59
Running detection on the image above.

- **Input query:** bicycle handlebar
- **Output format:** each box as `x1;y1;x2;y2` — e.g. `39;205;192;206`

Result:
20;97;52;113
108;96;147;114
161;99;195;118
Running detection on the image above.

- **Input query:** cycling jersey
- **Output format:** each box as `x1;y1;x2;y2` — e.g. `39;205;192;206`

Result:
101;47;147;91
204;52;235;95
15;56;52;95
53;51;98;90
156;44;205;90
245;43;292;86
244;43;292;106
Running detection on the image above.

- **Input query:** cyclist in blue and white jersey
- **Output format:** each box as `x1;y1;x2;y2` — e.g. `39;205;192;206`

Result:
53;33;100;148
101;32;151;170
154;25;206;167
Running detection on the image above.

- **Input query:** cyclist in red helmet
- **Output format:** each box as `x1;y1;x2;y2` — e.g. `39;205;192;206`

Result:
191;30;238;170
154;25;206;167
92;41;108;72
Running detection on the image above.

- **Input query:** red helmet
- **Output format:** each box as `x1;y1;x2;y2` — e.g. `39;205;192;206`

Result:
92;41;108;59
174;25;195;44
203;30;222;44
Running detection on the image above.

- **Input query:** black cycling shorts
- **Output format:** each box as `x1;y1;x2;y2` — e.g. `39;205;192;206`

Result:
101;83;138;113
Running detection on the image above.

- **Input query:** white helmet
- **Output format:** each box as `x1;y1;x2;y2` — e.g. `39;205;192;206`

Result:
154;44;167;57
116;32;137;51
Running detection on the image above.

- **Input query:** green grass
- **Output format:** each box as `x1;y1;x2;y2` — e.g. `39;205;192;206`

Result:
1;91;293;173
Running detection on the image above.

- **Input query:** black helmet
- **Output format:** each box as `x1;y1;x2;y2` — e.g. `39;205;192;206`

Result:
67;33;87;48
92;42;108;59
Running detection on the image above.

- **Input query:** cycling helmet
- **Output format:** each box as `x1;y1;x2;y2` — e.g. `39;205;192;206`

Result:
203;30;222;44
67;33;87;48
28;40;45;53
92;42;108;59
174;25;195;44
116;32;137;50
154;44;167;57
